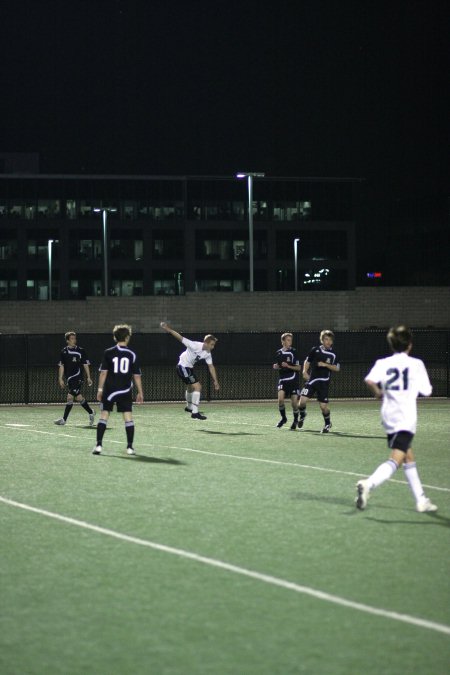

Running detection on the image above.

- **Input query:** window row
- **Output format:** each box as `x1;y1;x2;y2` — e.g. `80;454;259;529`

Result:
0;267;349;300
0;199;312;222
0;230;348;262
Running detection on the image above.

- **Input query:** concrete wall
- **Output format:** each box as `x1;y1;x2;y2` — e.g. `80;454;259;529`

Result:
1;287;449;334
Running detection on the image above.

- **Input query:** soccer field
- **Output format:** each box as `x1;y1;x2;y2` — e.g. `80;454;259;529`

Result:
1;400;449;674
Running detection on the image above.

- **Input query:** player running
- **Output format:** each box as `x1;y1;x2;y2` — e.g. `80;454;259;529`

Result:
298;330;340;433
356;325;437;513
273;332;301;429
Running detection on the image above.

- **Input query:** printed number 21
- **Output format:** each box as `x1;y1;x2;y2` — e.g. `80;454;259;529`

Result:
386;367;409;390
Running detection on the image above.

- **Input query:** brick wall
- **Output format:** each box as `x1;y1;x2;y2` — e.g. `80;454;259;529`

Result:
1;288;449;334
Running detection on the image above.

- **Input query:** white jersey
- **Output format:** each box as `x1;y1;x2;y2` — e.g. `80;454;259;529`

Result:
365;352;432;434
178;338;213;369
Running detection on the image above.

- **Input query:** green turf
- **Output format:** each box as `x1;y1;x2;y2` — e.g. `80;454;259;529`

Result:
1;400;449;674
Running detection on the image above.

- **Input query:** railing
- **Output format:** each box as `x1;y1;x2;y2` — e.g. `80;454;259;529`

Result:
1;331;448;404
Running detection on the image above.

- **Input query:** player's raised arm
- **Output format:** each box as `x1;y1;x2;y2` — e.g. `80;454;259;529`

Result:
160;321;183;343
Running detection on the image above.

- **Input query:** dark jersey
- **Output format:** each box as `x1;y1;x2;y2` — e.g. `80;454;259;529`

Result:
305;345;340;384
100;344;141;401
58;346;90;385
275;347;300;384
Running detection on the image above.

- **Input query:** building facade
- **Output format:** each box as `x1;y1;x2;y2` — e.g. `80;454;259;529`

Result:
0;174;357;300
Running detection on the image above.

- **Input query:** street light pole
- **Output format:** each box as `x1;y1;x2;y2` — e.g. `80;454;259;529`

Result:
48;239;54;301
236;172;265;292
48;239;58;301
294;238;300;291
94;208;117;296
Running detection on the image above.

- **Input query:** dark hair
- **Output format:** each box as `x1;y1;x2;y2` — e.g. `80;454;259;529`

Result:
387;325;412;353
65;331;76;342
113;324;132;342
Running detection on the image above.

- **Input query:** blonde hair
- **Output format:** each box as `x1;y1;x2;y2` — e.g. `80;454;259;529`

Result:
320;330;334;343
204;334;218;343
281;332;293;342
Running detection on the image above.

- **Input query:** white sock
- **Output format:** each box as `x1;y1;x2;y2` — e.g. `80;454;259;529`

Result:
403;462;425;502
368;459;398;490
185;391;193;410
191;391;200;414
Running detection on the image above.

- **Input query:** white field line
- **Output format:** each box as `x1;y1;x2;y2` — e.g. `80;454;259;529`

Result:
1;424;449;494
0;495;449;637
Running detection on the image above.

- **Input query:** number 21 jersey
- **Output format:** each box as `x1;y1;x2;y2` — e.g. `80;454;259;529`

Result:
365;351;432;434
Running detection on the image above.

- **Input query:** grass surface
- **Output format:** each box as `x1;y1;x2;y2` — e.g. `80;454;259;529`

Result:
1;400;449;674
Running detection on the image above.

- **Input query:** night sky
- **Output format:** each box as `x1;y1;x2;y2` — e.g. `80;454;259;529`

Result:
1;0;449;282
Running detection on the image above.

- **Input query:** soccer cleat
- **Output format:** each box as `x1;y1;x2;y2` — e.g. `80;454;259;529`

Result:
191;412;207;420
298;417;305;429
321;423;332;434
290;419;298;430
276;418;287;428
54;418;66;426
89;412;96;427
416;497;438;513
92;445;102;455
126;447;136;456
184;406;193;413
355;480;370;510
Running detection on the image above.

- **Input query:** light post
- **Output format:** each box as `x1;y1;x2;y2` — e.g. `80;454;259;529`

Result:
47;239;58;301
294;237;300;291
236;172;265;291
94;208;117;296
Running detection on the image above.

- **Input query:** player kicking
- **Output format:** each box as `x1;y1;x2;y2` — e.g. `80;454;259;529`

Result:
54;331;95;426
160;321;219;420
356;325;437;513
92;324;144;455
273;332;301;429
298;330;340;433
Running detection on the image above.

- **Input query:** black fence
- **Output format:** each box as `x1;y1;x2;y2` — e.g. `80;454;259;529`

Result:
0;331;449;404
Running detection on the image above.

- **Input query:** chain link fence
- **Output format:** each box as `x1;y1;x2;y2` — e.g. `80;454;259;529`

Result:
0;331;448;404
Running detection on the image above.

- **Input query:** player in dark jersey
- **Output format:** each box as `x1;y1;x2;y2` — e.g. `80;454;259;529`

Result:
272;332;301;429
54;331;95;426
92;324;143;455
299;330;340;433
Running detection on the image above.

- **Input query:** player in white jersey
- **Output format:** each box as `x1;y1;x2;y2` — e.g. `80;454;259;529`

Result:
160;322;219;420
356;325;437;513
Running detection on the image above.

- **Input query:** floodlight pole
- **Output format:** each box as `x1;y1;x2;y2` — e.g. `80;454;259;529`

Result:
48;239;54;301
236;172;265;292
294;238;300;291
94;207;117;296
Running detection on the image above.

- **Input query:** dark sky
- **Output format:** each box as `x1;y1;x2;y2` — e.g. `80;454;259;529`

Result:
1;0;449;199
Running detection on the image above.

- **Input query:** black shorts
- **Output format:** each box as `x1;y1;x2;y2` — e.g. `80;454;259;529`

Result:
102;391;133;413
68;381;82;396
278;381;300;398
300;381;329;403
176;365;199;385
387;431;414;452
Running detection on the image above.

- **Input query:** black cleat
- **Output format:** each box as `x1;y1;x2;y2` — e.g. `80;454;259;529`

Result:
191;412;207;420
321;423;332;434
290;420;298;430
298;418;305;429
276;418;287;428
